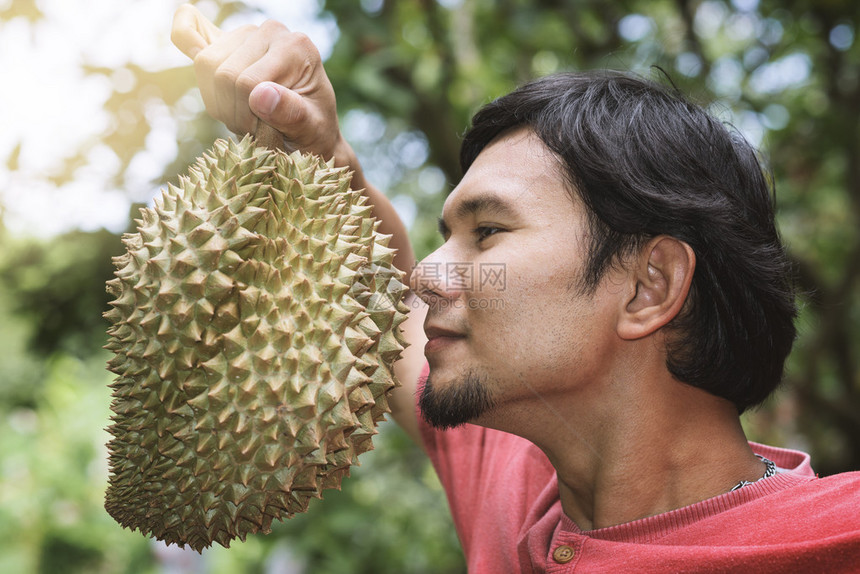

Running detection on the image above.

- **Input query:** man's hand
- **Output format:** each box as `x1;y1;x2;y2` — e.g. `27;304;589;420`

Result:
171;4;341;159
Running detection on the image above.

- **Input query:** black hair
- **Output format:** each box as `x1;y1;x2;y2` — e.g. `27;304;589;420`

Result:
460;70;797;413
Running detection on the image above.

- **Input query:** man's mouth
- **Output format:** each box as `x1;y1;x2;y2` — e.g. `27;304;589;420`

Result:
423;325;466;354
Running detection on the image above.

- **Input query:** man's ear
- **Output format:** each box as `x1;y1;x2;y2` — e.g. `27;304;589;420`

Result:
617;236;695;340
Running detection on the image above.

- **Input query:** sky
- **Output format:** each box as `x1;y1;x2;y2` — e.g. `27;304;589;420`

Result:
0;0;335;238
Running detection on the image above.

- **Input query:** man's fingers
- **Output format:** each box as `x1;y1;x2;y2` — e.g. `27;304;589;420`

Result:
193;25;258;133
171;4;222;59
215;32;274;134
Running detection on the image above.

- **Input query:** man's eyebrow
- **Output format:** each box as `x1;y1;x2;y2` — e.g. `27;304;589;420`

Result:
455;194;518;220
437;194;519;237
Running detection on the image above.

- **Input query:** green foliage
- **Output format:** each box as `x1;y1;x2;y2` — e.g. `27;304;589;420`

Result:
0;287;43;409
0;353;157;574
0;229;123;357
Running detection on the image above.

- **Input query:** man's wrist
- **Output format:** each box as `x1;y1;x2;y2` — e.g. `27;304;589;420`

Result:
329;135;367;188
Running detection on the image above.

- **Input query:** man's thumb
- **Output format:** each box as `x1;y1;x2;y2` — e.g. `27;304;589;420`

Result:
249;82;305;129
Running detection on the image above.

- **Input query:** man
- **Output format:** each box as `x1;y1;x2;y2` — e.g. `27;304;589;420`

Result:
172;6;859;572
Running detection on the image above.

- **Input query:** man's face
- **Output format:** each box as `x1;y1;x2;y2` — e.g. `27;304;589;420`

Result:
413;128;623;430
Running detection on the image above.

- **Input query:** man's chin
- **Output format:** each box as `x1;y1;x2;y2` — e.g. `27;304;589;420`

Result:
418;369;495;431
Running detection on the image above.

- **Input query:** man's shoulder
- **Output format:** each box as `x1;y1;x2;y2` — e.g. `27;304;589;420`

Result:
780;469;860;512
745;442;859;525
671;444;860;546
750;440;858;515
703;467;860;545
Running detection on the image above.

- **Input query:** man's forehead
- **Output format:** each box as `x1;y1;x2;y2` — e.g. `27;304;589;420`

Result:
443;131;564;217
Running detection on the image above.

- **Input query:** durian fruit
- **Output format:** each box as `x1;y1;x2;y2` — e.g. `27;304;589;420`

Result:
103;135;409;551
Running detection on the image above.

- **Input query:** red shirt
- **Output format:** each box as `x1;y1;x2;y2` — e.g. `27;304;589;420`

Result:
418;373;860;572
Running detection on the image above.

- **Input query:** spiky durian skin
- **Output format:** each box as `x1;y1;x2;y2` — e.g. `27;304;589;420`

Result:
103;136;409;552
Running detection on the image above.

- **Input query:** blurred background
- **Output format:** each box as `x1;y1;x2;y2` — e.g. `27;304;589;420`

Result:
0;0;858;572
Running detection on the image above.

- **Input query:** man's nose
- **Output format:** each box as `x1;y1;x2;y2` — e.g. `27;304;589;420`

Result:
410;250;468;305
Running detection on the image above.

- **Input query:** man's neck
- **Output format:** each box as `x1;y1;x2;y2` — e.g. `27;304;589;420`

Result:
484;372;765;531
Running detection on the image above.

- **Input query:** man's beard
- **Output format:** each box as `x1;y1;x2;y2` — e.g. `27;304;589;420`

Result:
418;369;496;430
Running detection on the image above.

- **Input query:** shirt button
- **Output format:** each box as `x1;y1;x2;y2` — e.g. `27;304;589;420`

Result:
552;544;575;564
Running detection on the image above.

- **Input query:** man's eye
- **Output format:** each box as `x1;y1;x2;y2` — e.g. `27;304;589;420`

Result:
475;226;503;242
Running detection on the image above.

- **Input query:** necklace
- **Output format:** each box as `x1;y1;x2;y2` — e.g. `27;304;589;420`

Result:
730;455;776;492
